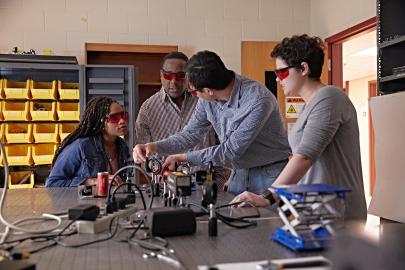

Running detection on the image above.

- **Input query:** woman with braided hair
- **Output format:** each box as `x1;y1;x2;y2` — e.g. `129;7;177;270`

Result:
46;96;130;187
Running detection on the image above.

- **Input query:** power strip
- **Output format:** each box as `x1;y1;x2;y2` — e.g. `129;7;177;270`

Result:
76;205;137;234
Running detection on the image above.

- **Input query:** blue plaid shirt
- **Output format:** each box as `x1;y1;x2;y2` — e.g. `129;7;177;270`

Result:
156;74;291;169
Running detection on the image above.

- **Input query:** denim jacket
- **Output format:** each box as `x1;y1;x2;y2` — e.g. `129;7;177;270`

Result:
45;135;130;187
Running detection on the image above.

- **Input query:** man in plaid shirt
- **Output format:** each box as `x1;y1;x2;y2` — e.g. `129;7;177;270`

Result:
134;51;291;195
134;52;230;187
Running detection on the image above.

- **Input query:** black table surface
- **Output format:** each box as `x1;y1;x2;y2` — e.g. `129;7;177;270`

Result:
0;187;320;270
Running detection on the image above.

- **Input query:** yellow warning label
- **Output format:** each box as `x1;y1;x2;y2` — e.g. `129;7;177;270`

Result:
287;105;297;114
286;97;304;103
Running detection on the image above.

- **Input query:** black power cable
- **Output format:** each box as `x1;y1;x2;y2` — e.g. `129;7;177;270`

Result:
215;201;259;229
106;165;154;210
187;201;260;229
54;216;119;248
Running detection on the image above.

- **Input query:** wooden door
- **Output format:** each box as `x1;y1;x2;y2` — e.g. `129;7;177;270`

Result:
241;41;286;121
241;41;328;131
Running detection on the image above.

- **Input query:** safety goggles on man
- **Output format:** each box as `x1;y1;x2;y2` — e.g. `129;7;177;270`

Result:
161;70;186;81
187;83;203;97
106;111;129;124
274;66;298;81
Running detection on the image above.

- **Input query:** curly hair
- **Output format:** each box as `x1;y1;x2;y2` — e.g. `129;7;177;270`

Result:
271;34;325;81
52;96;117;166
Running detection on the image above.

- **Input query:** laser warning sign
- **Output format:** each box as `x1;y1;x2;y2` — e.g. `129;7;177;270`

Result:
285;97;304;118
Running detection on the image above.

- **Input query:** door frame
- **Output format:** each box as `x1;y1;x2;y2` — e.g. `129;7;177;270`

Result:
325;17;376;88
326;18;377;196
368;80;377;195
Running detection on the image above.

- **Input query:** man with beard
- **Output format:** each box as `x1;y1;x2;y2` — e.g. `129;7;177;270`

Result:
134;52;230;187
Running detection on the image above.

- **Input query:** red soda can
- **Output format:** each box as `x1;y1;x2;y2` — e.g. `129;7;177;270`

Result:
97;172;109;197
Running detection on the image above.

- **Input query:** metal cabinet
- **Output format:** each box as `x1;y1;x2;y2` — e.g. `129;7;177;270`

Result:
81;65;138;150
377;0;405;94
0;57;138;186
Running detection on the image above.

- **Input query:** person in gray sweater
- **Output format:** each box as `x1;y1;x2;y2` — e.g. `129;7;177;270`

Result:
231;34;367;220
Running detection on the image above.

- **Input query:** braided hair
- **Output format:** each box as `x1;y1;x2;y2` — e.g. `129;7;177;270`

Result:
52;96;117;167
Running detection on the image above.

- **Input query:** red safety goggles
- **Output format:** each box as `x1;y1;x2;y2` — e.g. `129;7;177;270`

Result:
187;83;202;97
274;66;296;81
161;70;186;81
106;111;129;124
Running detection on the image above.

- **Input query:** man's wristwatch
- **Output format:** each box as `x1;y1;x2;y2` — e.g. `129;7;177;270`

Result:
261;189;276;205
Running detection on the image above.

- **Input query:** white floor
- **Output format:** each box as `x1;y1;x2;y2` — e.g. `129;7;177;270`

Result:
364;195;381;240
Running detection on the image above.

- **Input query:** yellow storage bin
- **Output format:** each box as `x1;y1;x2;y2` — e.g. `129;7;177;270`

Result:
33;123;59;143
0;124;4;143
3;79;31;99
0;100;3;120
30;101;56;121
8;171;35;189
5;144;33;166
32;143;57;165
57;102;79;121
4;123;33;143
30;80;57;100
59;123;78;142
58;81;79;100
2;101;30;121
0;79;4;98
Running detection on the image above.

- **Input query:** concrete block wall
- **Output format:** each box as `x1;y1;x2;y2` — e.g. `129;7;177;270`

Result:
0;0;311;73
310;0;375;38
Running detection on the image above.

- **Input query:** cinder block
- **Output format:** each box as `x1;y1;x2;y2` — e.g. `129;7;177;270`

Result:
292;0;311;22
277;20;295;40
206;19;242;38
108;0;147;15
186;0;223;19
168;18;204;37
224;0;259;20
149;0;186;18
22;0;65;11
15;10;45;31
45;11;87;32
0;29;23;50
283;19;311;38
108;33;148;44
185;36;224;56
66;0;107;12
148;35;185;46
242;21;277;41
129;16;168;35
224;36;242;58
222;55;241;74
88;12;128;33
24;31;66;51
178;45;193;57
260;0;293;21
0;0;22;8
67;32;107;51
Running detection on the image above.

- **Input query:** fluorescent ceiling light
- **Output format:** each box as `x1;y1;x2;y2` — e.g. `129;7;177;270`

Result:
351;47;377;57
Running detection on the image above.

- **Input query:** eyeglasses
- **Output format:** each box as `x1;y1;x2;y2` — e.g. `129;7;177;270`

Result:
161;70;186;81
274;66;297;81
187;85;201;97
106;111;129;124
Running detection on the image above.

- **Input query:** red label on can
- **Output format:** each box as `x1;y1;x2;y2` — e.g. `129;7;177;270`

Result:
97;172;109;197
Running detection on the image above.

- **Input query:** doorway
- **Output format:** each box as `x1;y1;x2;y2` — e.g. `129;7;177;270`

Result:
326;18;377;197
